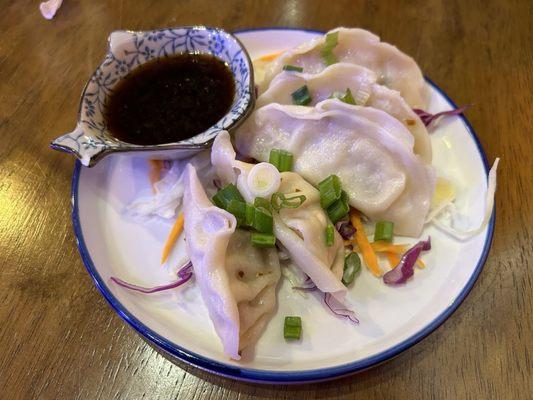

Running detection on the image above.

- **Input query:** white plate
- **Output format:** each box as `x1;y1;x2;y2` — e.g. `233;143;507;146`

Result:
72;28;494;383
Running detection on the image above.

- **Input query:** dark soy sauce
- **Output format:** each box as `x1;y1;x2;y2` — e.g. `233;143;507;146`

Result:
105;53;235;145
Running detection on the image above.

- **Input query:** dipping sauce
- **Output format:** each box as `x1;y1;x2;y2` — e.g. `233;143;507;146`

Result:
105;53;235;145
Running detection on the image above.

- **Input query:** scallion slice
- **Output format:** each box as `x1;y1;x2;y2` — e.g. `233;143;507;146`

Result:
245;203;255;227
269;149;293;172
329;91;344;100
226;199;247;226
318;174;342;209
251;232;276;247
283;64;303;72
325;224;335;247
327;191;349;223
329;88;356;105
374;221;394;242
342;252;361;286
291;85;312;106
254;197;272;212
212;184;244;210
284;316;302;340
271;192;307;211
320;31;339;66
252;207;273;234
342;88;356;105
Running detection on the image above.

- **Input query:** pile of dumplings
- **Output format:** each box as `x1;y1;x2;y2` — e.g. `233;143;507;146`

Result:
182;27;436;360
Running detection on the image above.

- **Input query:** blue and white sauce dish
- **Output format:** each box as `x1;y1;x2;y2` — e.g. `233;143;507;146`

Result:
51;26;254;167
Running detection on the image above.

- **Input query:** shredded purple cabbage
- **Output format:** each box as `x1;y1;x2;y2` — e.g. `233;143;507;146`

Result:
324;293;359;324
292;278;358;323
383;238;431;285
213;179;222;190
292;279;358;323
111;261;193;294
335;220;356;240
413;105;471;128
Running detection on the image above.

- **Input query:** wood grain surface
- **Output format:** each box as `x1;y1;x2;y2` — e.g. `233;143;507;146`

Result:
0;0;531;399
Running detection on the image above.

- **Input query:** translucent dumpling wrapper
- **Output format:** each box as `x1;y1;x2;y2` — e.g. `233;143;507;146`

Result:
127;151;215;220
258;27;429;109
273;171;346;301
235;102;435;237
211;131;346;302
182;164;281;360
211;132;254;202
257;63;432;163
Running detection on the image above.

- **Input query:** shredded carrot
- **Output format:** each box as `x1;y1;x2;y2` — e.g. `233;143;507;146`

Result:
385;252;401;269
350;210;381;277
371;241;408;253
149;160;164;193
161;212;184;264
372;242;425;269
257;51;282;62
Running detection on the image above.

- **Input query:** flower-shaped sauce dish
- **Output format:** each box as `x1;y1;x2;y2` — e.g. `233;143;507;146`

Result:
51;26;254;167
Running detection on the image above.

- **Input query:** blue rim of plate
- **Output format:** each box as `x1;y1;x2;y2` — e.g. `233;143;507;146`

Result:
70;27;495;384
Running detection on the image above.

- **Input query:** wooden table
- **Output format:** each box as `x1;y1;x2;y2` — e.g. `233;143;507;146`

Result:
1;0;531;398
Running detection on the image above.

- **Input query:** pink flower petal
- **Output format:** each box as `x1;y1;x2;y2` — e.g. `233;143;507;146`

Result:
40;0;63;20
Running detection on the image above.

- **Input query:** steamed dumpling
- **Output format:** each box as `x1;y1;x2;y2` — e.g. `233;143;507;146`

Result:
182;164;280;359
257;63;432;163
235;102;435;237
224;229;281;353
256;63;377;109
274;172;346;301
211;131;346;301
259;27;428;109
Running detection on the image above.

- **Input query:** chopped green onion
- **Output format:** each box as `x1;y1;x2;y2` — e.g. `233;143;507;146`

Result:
227;200;273;233
271;192;307;211
320;31;339;66
254;197;272;212
269;149;294;172
342;252;361;286
318;174;342;209
291;85;312;106
269;149;280;170
245;203;255;226
251;207;273;234
251;232;276;247
226;199;247;226
278;152;293;172
327;191;349;223
283;64;303;72
325;224;335;246
374;221;394;242
284;316;302;340
329;88;356;105
212;184;244;210
342;88;356;105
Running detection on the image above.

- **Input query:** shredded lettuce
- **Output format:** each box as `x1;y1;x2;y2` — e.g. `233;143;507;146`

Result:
126;151;215;220
430;158;499;239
